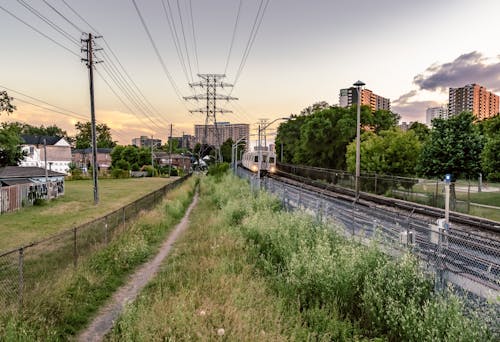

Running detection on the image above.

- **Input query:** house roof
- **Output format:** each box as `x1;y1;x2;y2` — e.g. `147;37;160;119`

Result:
0;166;66;179
72;148;113;154
21;135;62;145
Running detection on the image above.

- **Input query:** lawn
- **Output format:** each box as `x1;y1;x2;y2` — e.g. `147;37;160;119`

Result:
0;177;178;252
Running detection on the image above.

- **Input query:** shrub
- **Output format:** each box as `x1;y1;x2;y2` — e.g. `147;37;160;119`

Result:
207;162;229;181
142;165;157;177
111;169;130;179
115;159;130;171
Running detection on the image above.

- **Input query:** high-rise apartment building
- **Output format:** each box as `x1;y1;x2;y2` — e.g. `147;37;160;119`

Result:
194;122;249;148
426;106;449;127
131;136;162;148
339;87;391;112
448;84;499;120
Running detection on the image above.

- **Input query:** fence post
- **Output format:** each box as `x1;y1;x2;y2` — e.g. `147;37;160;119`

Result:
18;248;24;308
123;207;126;226
73;228;78;269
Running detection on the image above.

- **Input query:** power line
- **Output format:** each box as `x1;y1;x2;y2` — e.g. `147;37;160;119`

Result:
188;0;200;74
175;0;194;82
41;0;84;33
0;4;79;57
16;0;80;46
232;0;270;91
160;0;191;85
224;0;242;75
131;0;186;104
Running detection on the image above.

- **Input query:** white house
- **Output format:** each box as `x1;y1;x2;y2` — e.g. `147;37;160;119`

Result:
20;135;72;175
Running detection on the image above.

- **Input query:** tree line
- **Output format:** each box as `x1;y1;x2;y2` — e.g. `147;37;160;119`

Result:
276;102;500;182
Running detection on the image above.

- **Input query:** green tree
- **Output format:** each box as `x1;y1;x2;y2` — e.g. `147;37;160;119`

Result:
346;128;422;176
418;112;484;206
110;145;126;167
0;91;16;115
481;115;500;181
220;138;234;162
0;124;24;167
408;122;430;143
74;121;116;149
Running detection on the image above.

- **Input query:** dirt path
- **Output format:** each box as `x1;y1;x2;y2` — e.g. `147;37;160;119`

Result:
77;191;199;342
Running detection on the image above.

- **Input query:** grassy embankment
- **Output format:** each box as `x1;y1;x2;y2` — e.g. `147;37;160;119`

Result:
0;177;179;251
0;177;197;341
107;173;493;341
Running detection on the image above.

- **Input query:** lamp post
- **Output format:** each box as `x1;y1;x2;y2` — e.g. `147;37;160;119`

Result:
353;80;365;201
231;136;247;173
257;117;289;189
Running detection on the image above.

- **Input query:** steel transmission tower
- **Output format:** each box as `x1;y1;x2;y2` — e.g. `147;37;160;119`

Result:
184;74;237;162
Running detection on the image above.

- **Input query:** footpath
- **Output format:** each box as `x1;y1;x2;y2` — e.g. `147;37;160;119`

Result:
77;190;199;341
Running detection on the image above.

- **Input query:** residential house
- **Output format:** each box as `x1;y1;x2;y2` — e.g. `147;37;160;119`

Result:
20;135;72;174
154;152;191;171
72;148;113;172
0;166;65;214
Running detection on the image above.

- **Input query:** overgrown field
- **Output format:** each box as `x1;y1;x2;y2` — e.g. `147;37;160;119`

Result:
108;174;493;341
0;177;197;341
0;177;179;251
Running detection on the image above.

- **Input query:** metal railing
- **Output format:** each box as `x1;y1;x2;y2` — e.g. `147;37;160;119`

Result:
0;175;189;308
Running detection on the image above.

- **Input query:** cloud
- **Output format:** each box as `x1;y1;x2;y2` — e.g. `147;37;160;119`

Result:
392;90;439;121
413;51;500;92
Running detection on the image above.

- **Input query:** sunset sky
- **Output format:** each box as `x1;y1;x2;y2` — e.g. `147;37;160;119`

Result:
1;0;500;144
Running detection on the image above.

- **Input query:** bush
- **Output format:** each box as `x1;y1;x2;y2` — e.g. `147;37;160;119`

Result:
131;163;140;171
115;159;130;171
207;162;229;181
111;169;130;179
142;165;157;177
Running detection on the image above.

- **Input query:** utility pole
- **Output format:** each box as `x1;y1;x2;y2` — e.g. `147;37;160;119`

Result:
169;124;173;177
184;74;237;162
43;138;49;200
151;135;154;169
82;33;102;205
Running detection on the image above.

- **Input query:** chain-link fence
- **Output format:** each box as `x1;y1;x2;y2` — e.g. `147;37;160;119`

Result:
238;167;499;333
0;175;189;310
277;163;500;221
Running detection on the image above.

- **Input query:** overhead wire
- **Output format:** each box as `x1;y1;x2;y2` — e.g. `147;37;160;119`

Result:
224;0;242;75
231;0;270;92
188;0;200;74
175;0;194;82
56;0;175;130
15;0;80;46
160;0;191;86
0;85;130;142
131;0;187;106
0;4;79;57
41;0;84;33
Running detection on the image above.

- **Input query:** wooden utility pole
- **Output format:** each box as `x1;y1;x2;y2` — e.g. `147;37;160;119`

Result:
82;33;102;205
169;124;173;177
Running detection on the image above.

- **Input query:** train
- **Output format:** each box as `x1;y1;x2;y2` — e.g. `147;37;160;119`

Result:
241;150;277;175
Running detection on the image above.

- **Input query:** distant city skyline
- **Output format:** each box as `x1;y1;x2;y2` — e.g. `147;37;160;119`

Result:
1;0;499;144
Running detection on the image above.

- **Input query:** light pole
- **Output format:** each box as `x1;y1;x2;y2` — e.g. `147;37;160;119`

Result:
353;80;365;201
257;117;289;188
232;137;247;173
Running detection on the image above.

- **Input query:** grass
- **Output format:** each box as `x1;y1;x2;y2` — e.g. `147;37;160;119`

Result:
0;176;197;341
107;174;494;341
0;177;179;252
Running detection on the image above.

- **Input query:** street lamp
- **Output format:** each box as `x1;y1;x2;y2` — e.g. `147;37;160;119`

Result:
257;117;289;188
353;80;365;201
232;137;247;173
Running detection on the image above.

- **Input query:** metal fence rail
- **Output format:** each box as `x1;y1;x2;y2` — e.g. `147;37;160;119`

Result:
237;167;499;332
0;175;189;308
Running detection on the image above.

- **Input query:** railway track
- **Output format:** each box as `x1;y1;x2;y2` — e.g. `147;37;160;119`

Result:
272;168;500;235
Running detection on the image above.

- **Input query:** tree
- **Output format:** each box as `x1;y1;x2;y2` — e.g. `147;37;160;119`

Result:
300;101;330;116
408;122;430;143
346;129;422;176
481;115;500;181
74;121;116;149
220;138;234;162
0;124;24;167
0;91;16;115
418;112;484;206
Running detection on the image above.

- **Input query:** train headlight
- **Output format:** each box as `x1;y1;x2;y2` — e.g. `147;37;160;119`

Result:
252;165;258;172
270;166;276;173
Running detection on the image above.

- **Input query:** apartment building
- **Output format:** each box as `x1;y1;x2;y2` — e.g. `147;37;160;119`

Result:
194;122;249;148
448;84;499;120
339;87;391;112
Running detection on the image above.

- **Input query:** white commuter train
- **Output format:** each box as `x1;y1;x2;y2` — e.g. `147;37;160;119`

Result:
241;150;277;175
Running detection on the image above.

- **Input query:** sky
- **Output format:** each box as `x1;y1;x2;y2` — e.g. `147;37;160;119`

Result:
1;0;500;145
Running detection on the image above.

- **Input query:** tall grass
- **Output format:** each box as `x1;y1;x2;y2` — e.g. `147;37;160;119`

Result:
0;177;197;341
108;173;493;340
